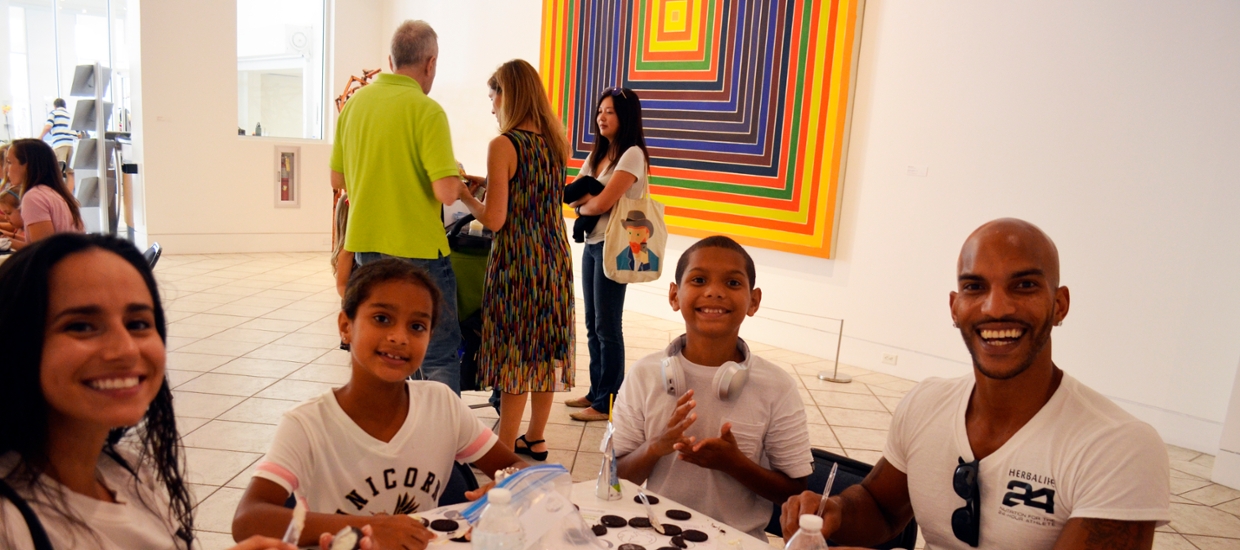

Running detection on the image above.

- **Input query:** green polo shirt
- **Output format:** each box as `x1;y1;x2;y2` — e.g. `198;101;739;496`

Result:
331;73;458;259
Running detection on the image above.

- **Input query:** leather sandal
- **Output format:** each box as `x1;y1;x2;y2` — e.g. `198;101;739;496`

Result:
514;434;549;461
564;396;591;408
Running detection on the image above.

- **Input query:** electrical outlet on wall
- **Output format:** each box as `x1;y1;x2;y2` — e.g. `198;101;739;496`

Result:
882;353;899;366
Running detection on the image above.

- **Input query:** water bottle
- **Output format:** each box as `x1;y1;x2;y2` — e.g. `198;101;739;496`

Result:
784;514;829;550
474;488;525;550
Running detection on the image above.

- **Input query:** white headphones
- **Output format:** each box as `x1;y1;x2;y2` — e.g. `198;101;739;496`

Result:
660;335;751;400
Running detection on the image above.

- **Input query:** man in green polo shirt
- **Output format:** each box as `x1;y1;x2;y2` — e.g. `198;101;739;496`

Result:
330;20;468;393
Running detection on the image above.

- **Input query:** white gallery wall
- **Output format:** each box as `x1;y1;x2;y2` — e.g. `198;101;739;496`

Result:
381;0;1240;454
129;0;385;252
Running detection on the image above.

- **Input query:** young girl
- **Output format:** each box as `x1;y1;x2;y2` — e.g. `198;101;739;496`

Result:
233;258;527;549
5;139;84;241
1;142;18;236
0;187;27;250
566;87;651;422
0;233;312;550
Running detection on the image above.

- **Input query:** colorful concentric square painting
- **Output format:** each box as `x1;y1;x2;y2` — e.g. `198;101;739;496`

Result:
540;0;863;258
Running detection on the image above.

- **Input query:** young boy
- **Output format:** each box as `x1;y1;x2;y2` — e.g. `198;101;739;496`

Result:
611;235;812;540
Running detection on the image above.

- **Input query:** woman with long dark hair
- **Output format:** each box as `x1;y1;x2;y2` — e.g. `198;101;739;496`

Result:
5;139;83;244
565;88;650;422
0;234;324;549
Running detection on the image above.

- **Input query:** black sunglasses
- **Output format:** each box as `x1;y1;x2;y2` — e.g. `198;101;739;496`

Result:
952;457;980;547
603;86;627;99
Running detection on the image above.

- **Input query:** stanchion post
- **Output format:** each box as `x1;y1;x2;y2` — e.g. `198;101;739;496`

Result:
817;319;851;383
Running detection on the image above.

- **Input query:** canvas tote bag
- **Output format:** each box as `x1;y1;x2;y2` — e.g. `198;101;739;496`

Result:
602;181;667;283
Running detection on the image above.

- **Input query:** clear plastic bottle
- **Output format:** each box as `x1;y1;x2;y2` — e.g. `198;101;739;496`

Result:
474;488;526;550
785;514;829;550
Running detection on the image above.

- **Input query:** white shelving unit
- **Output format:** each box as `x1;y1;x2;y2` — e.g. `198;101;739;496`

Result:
69;62;115;235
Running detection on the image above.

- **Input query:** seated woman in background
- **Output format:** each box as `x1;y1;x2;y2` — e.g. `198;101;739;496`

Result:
0;234;369;550
5;139;84;242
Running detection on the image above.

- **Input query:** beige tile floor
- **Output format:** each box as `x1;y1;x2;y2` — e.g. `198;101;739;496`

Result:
150;253;1240;550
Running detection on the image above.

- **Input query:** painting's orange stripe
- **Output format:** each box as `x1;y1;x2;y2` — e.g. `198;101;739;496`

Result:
668;225;832;258
666;206;814;233
652;185;800;211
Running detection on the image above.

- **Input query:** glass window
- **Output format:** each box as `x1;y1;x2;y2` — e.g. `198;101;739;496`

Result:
1;0;130;141
236;0;326;140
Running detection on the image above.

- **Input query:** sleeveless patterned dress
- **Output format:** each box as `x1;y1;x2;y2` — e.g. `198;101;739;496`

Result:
477;130;575;392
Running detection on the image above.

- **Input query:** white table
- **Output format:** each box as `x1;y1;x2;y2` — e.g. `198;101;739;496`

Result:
423;480;771;550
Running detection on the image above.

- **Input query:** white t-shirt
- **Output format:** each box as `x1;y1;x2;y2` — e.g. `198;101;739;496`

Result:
579;146;648;245
0;450;188;550
884;374;1170;550
253;381;497;516
611;340;814;539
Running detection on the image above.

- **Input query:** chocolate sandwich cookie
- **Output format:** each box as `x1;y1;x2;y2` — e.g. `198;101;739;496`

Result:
665;510;691;521
429;519;459;532
634;495;660;505
628;517;652;528
681;530;708;542
619;545;646;550
660;524;683;537
658;547;680;550
600;515;628;528
592;525;608;536
670;535;687;548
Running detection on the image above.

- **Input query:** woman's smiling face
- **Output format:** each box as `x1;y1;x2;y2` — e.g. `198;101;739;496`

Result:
41;249;166;433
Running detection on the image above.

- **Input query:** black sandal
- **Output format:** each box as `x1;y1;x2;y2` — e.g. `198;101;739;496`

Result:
514;434;548;461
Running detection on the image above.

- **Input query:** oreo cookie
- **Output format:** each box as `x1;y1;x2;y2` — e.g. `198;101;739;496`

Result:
670;535;687;548
658;547;680;550
665;510;691;521
660;524;683;537
681;530;708;542
430;519;460;532
628;517;652;528
592;525;608;536
619;545;646;550
600;515;628;528
634;495;660;505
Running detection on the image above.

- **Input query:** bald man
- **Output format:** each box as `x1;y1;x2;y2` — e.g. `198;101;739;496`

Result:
781;219;1169;549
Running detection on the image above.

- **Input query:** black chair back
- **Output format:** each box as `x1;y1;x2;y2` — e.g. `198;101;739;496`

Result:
766;448;918;549
438;461;481;506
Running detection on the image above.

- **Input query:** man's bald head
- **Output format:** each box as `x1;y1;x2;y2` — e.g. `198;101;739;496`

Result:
951;218;1069;381
958;218;1061;289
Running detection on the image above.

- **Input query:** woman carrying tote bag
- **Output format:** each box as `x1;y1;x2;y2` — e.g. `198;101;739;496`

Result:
566;87;652;422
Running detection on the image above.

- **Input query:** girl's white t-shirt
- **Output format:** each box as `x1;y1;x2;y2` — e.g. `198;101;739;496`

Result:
252;381;497;516
0;450;187;550
579;146;649;245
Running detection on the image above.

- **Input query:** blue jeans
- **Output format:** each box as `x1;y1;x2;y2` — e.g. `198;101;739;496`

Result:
582;242;627;412
355;252;462;394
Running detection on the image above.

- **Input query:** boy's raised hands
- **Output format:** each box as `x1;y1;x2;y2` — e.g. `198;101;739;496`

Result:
652;390;699;456
674;422;744;472
615;389;699;484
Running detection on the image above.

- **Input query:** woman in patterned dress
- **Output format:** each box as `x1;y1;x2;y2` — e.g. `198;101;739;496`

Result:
457;59;573;460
